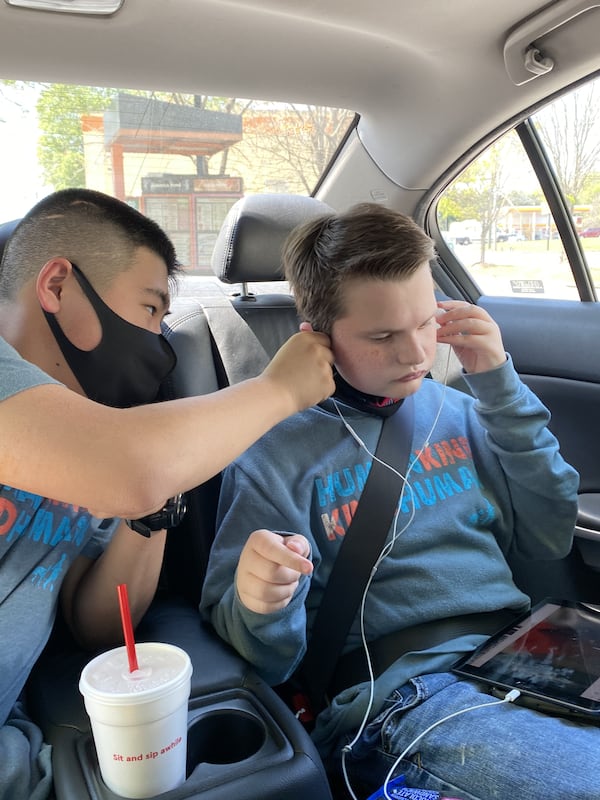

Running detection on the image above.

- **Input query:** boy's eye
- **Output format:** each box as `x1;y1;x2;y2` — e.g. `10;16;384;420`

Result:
144;305;158;316
419;316;436;329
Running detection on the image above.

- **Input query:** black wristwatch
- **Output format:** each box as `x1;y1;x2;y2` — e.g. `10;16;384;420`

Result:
126;493;187;537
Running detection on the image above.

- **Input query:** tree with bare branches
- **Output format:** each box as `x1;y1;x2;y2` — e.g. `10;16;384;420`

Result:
535;81;600;210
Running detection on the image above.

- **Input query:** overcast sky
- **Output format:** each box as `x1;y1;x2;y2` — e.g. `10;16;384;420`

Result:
0;83;50;221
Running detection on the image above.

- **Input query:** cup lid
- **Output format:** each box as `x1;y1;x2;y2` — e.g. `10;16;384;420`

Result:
79;642;192;703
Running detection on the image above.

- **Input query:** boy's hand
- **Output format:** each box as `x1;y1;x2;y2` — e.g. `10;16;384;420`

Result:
263;329;335;413
236;529;313;614
436;301;507;374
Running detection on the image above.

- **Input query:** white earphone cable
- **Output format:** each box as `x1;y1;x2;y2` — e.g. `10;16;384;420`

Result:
381;689;521;800
336;345;453;800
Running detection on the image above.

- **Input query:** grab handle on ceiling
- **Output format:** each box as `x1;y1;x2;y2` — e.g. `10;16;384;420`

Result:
504;0;600;85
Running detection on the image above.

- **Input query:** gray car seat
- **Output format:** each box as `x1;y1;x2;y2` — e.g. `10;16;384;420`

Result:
0;218;21;259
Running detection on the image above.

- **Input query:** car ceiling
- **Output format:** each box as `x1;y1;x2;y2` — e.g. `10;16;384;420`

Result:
0;0;599;197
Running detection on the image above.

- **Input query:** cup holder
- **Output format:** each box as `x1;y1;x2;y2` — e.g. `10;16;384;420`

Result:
187;708;267;773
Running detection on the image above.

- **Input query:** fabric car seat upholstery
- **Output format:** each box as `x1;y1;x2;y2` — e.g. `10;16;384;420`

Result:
0;218;21;260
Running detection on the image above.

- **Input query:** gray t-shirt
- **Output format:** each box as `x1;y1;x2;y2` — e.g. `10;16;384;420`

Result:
0;336;118;798
0;335;60;401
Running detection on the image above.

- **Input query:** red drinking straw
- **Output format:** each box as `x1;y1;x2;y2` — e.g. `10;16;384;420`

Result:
117;583;139;673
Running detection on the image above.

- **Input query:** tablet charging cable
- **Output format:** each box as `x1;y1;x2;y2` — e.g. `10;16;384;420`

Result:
375;689;521;800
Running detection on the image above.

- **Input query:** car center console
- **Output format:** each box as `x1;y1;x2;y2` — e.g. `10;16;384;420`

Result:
28;600;332;800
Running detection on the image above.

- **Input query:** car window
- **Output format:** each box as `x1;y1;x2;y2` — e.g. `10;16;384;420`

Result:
436;75;600;301
0;81;355;275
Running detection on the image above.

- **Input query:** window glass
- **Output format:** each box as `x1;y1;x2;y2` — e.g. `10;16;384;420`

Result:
0;81;355;274
532;79;600;292
437;75;600;300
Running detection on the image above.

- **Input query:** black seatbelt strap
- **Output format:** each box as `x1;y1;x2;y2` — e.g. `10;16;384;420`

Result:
202;295;270;385
299;395;415;714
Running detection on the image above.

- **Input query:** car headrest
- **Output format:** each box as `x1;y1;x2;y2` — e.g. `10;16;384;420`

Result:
0;219;21;263
211;193;333;284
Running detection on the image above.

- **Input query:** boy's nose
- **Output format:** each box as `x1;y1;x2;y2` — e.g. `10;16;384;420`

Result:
397;336;426;367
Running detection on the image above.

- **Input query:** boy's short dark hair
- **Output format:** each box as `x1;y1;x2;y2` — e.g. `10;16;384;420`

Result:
0;188;181;300
283;202;436;335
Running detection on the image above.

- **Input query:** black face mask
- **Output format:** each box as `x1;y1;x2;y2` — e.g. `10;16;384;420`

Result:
333;370;404;418
43;263;176;408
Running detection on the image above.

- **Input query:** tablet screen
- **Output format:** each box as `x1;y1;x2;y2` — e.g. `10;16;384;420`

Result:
453;599;600;716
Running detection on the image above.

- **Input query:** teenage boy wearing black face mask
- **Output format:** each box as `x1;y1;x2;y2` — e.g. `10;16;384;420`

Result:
0;189;333;800
0;189;181;800
0;188;334;800
0;189;180;640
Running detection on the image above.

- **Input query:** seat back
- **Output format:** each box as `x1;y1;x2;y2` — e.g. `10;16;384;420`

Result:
206;192;334;382
0;218;21;260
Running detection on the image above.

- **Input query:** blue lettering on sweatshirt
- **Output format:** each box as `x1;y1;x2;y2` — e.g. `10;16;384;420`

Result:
317;437;490;539
316;461;371;507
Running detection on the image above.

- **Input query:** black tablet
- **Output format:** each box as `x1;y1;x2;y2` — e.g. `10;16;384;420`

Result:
452;598;600;721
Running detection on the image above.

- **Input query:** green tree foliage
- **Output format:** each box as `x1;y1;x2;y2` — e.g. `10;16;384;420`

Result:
580;172;600;224
508;189;544;206
438;131;531;262
36;85;116;189
437;194;464;229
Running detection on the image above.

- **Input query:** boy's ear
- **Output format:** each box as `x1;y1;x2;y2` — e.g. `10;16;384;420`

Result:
35;259;73;313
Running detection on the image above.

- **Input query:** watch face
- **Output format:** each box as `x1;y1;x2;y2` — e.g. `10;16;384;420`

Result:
126;493;187;536
162;493;187;528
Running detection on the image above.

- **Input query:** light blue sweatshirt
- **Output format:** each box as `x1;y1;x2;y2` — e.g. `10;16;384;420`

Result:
200;356;579;756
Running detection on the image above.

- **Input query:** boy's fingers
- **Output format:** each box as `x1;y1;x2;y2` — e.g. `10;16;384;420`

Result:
251;530;313;574
283;534;311;559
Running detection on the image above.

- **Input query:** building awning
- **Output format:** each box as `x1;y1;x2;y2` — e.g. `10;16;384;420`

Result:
103;93;243;157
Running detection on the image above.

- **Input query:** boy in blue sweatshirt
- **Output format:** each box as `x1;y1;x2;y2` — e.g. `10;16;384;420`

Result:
201;203;597;800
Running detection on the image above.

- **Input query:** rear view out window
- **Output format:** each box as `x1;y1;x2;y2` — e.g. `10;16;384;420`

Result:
0;82;355;274
436;76;600;300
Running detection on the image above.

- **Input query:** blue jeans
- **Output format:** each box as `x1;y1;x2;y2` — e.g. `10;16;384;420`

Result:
336;673;600;800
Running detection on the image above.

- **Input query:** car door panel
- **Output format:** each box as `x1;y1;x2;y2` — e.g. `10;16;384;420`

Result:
479;295;600;590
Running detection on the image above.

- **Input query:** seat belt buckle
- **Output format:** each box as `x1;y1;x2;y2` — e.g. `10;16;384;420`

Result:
290;691;316;726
